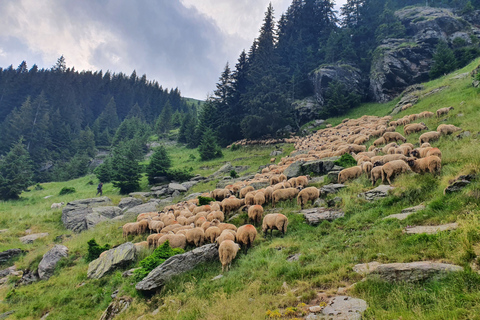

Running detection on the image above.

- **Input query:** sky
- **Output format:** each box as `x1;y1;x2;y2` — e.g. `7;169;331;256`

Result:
0;0;347;100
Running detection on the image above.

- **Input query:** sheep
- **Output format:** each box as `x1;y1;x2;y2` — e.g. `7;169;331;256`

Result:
205;226;221;243
50;202;64;209
264;186;273;203
218;240;240;272
381;160;412;185
262;213;288;237
207;210;225;222
122;220;148;239
337;166;363;184
368;145;377;152
297;187;320;209
295;176;309;188
236;224;257;254
385;126;396;132
137;212;159;222
436;106;454;117
371;166;383;186
147;233;165;248
221;197;245;215
401;103;413;111
272;188;300;207
410;147;432;158
406;156;441;175
134;241;149;253
382;142;398;154
211;189;233;201
254;191;266;206
195;216;207;228
270;174;287;185
383;132;407;144
216;229;236;245
437;124;462;135
157;234;186;249
148;220;164;234
185;227;205;247
421;142;431;148
404;123;428;135
248;205;264;225
270;157;276;163
361;161;373;174
239;186;254;199
419;131;441;144
245;192;255;206
426;147;442;159
419;111;434;118
216;223;238;233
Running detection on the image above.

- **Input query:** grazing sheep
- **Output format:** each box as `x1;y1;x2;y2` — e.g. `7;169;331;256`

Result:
239;186;254;199
262;213;289;237
419;111;434;118
211;189;233;201
248;205;264;225
245;192;255;206
368;145;377;152
436;106;454;117
338;166;363;184
148;220;164;234
295;176;309;188
437;124;462;135
216;223;238;233
264;186;273;203
157;234;187;249
297;187;320;209
381;160;412;185
383;132;407;144
406;156;441;175
205;226;221;243
195;216;207;228
419;131;441;144
221;197;245;215
216;229;236;245
371;166;383;186
218;240;240;272
421;142;431;148
426;147;442;159
382;142;398;154
401;103;413;111
410;147;432;158
404;123;428;135
272;188;300;207
254;191;266;206
186;227;205;247
270;158;276;163
122;220;148;239
385;126;396;132
236;224;257;254
361;161;373;174
147;233;165;248
270;174;287;185
50;202;64;209
206;210;225;222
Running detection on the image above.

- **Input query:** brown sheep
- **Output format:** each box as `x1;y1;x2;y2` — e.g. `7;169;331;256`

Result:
218;240;240;272
221;197;245;215
236;224;257;254
254;191;266;206
436;106;454;117
148;220;164;234
201;221;211;231
404;123;428;135
211;189;233;201
239;186;254;198
122;220;148;239
296;176;309;188
361;161;373;174
264;186;273;204
426;147;442;159
382;142;398;154
381;154;408;164
206;210;225;222
383;132;407;144
406;156;441;175
371;166;383;186
205;226;221;243
338;166;363;184
245;192;255;206
215;222;238;233
186;227;205;247
195;216;207;228
437;124;462;135
272;188;300;207
297;187;320;209
157;234;187;249
419;131;441;144
385;127;396;132
216;229;236;245
248;205;264;225
381;160;412;184
262;213;289;237
147;233;165;248
419;111;434;118
410;147;432;158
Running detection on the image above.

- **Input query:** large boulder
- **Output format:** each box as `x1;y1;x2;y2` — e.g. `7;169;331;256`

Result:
293;97;321;124
358;185;395;201
301;157;340;176
118;197;143;211
168;183;187;194
19;233;49;244
306;296;368;320
310;64;367;106
320;184;346;196
61;197;113;232
371;261;463;282
302;208;345;226
124;201;160;215
38;245;68;280
283;160;305;179
87;242;137;279
136;244;218;292
0;249;22;264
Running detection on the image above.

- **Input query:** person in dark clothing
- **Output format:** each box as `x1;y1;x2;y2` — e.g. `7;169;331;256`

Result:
96;183;103;196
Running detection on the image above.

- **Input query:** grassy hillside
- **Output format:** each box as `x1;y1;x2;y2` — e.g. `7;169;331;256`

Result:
1;59;480;319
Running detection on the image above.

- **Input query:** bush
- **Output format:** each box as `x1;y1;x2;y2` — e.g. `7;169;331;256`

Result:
85;239;110;262
34;183;44;190
133;241;184;281
230;143;240;151
230;170;239;178
59;187;76;195
146;146;171;184
334;153;357;168
167;168;194;182
198;196;215;206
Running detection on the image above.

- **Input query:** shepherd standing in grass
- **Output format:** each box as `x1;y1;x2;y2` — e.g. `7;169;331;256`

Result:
96;182;103;196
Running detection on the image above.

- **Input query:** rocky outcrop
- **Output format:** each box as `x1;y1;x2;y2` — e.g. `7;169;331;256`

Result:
20;233;49;244
118;197;143;211
320;184;346;196
302;208;345;225
293;97;322;124
310;64;367;106
371;261;463;282
136;244;218;292
383;204;425;220
306;296;368;320
358;185;395;201
283;157;340;179
0;249;22;264
61;197;115;232
87;242;137;279
124;201;160;215
99;296;132;320
370;7;480;102
404;223;458;234
444;174;475;194
38;245;68;280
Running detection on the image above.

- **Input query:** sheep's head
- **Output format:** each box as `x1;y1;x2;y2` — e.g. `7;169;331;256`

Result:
373;161;384;168
406;158;416;167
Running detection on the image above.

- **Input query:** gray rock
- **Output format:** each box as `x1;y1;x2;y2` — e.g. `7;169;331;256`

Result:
171;190;181;198
210;163;233;178
270;150;283;156
444;179;471;194
181;181;198;190
314;119;325;126
136;244;218;291
0;249;22;264
125;201;160;215
404;223;458;235
283;160;305;179
63;197;113;211
327;171;341;183
301;157;340;176
320;296;368;320
184;193;203;201
320;184;346;196
99;296;132;320
358;185;395;201
383;204;425;220
302;208;345;225
353;262;382;276
0;311;15;319
314;198;327;207
87;242;137;279
61;197;114;232
371;261;463;282
92;206;123;219
128;192;151;198
310;176;325;184
287;253;301;262
19;269;39;285
0;266;17;278
293;97;321;124
19;233;49;244
118;197;143;211
85;213;109;229
248;181;270;190
38;245;69;280
168;183;187;193
191;174;207;182
211;274;223;281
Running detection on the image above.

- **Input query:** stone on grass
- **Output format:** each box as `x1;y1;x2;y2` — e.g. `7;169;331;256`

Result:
283;160;304;179
168;183;187;193
322;296;368;320
125;201;160;215
444;179;471;194
118;197;143;211
404;223;458;235
320;184;346;195
353;261;382;276
302;208;345;225
136;244;218;291
38;245;69;280
371;261;463;282
358;185;394;201
88;242;137;279
20;233;49;244
383;204;425;220
99;296;132;320
0;249;22;264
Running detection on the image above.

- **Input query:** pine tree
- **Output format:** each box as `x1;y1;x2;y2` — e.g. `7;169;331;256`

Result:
198;128;223;161
146;146;171;184
430;41;457;79
0;138;33;200
111;140;142;194
155;100;173;134
94;157;113;183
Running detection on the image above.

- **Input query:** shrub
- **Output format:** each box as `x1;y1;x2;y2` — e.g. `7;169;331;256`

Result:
230;170;239;178
167;168;194;182
133;241;184;281
146;145;171;184
198;196;215;206
230;143;240;151
85;239;110;262
34;183;44;190
334;153;357;168
59;187;76;195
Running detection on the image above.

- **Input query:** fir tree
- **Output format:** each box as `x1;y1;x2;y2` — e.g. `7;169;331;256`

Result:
198;128;223;161
0;138;33;200
94;157;113;183
111;140;142;194
155;100;173;134
146;146;171;184
430;41;457;79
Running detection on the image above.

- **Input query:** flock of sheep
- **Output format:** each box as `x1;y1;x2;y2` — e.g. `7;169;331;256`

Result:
121;105;459;273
